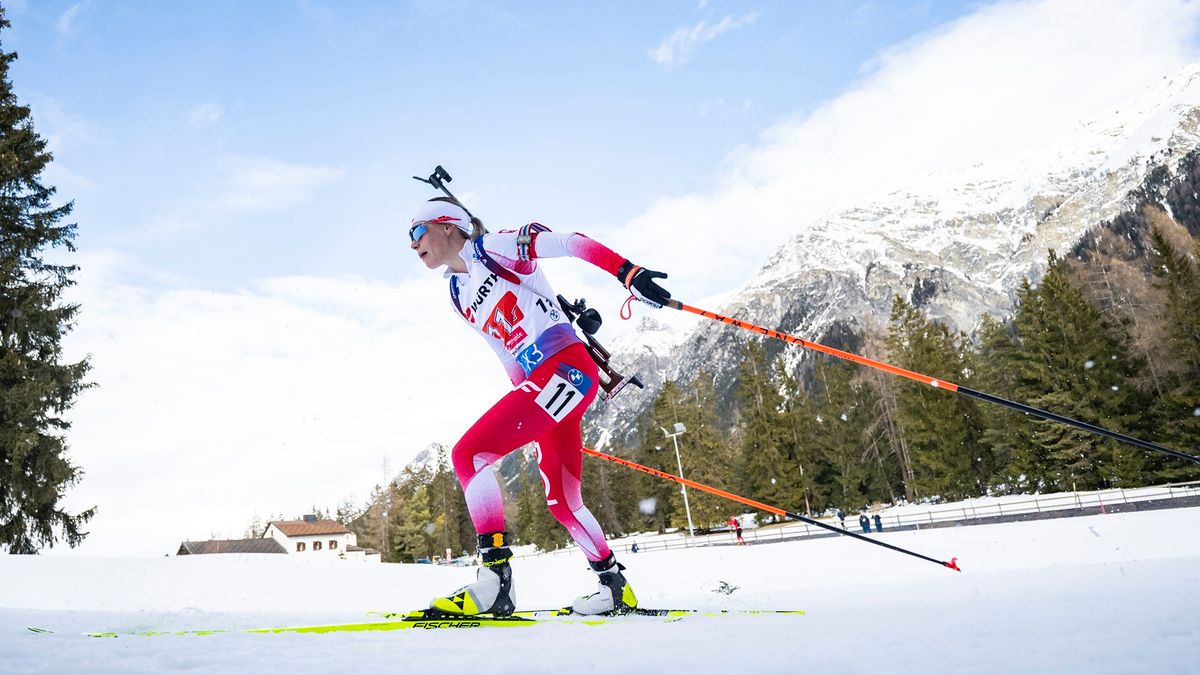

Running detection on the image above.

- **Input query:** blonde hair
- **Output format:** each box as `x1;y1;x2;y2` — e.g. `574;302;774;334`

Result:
429;196;487;241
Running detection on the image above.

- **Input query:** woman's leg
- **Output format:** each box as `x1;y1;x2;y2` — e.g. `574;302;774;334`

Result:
451;385;557;535
451;343;601;535
535;421;611;562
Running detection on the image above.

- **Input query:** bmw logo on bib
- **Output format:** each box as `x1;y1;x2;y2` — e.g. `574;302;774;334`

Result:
568;369;583;386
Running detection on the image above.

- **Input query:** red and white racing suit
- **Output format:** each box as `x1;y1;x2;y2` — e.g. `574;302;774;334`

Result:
446;224;626;562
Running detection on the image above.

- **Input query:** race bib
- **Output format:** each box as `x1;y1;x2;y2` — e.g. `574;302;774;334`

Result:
534;373;586;422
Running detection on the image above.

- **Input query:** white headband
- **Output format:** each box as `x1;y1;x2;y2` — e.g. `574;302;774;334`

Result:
411;200;473;235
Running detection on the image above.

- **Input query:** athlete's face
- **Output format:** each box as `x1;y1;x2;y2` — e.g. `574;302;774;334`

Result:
410;221;451;270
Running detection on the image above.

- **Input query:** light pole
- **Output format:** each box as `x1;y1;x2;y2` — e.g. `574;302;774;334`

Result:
660;422;694;537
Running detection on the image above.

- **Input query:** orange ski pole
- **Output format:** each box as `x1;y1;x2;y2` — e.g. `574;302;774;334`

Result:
664;300;1200;465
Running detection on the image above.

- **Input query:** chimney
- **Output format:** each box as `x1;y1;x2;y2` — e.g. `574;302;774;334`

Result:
303;514;318;523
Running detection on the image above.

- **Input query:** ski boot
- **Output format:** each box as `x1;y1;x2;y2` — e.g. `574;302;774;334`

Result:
571;553;638;615
430;532;516;617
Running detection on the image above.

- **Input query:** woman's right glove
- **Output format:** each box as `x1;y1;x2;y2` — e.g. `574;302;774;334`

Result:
617;260;672;308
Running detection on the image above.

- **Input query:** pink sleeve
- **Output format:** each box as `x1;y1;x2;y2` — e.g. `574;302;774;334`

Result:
484;228;627;276
508;230;626;276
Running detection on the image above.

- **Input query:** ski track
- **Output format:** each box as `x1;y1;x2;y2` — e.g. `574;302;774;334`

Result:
2;507;1198;674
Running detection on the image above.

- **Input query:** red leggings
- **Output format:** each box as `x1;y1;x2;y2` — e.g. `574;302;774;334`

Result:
452;343;611;562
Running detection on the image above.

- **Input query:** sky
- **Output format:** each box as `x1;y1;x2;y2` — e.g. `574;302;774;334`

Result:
6;0;1200;556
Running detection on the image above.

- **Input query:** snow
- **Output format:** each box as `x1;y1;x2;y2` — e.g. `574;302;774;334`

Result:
3;506;1198;674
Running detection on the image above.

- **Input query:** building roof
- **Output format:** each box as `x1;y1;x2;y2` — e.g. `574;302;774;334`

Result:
268;519;351;537
177;538;287;555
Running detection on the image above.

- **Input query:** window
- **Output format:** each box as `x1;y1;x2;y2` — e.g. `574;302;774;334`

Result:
314;541;323;551
296;542;306;552
329;540;338;550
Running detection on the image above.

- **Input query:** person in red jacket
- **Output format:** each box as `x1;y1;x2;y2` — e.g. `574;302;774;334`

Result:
410;197;671;617
727;516;746;545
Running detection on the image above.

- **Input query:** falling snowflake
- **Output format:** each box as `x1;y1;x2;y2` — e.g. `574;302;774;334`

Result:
1193;407;1200;417
1111;386;1119;391
1084;360;1095;369
639;498;657;515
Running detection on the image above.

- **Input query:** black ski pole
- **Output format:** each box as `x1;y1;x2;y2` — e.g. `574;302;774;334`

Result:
584;447;961;572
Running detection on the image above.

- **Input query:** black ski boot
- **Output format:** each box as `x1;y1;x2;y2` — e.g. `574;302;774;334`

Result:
571;553;638;615
430;532;516;616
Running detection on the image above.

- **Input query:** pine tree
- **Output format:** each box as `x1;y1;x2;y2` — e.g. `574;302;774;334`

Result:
651;370;734;529
1009;253;1150;490
625;380;694;533
426;445;475;558
776;364;818;515
0;10;94;553
731;340;799;521
885;296;987;501
389;469;435;562
1146;227;1200;480
973;313;1037;492
346;484;387;556
808;359;875;511
578;447;636;535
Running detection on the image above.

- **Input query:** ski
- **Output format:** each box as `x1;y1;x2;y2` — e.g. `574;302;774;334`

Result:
375;607;805;619
27;615;538;638
27;606;803;637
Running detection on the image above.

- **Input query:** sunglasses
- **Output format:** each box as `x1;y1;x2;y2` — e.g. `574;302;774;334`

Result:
408;222;429;243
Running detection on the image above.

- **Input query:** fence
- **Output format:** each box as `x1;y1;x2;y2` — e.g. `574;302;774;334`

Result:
513;480;1200;559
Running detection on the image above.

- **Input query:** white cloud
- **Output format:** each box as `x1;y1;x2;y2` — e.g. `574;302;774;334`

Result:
648;13;759;69
188;101;225;128
56;1;92;41
618;0;1200;303
28;95;100;154
54;252;510;556
220;156;345;213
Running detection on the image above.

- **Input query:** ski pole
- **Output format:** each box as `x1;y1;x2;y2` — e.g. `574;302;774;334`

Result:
664;300;1200;466
583;447;961;572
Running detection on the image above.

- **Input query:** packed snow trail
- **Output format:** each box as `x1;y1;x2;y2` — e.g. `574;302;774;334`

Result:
3;508;1198;674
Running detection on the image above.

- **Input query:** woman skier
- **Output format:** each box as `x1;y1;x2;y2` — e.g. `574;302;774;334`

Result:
409;196;672;616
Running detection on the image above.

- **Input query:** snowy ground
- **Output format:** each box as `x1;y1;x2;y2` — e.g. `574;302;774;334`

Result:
3;507;1198;674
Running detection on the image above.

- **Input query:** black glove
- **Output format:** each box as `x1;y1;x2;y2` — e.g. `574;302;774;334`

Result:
617;260;671;308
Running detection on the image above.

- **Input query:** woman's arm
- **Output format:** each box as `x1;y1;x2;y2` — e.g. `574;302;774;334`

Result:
485;227;673;308
484;227;625;275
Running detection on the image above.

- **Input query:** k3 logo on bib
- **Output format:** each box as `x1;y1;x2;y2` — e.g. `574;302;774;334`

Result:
534;366;594;422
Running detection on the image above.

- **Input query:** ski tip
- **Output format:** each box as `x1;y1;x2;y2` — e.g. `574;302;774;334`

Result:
27;626;54;634
945;556;961;572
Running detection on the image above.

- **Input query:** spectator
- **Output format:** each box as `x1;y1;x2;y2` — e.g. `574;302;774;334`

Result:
873;513;883;532
859;513;871;533
630;541;639;554
836;509;846;528
732;516;746;545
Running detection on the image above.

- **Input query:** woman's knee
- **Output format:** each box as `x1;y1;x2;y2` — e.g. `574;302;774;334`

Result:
450;441;488;485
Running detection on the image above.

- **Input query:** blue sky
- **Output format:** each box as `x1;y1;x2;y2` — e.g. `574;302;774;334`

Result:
8;0;1200;555
12;1;981;287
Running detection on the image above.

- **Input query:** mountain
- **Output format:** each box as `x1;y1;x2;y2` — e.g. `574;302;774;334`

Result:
587;65;1200;446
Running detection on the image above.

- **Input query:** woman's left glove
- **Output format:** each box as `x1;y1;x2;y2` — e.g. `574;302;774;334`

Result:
617;260;672;308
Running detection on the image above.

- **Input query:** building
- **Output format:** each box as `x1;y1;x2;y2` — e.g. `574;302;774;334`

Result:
264;514;380;561
177;538;286;555
176;514;381;561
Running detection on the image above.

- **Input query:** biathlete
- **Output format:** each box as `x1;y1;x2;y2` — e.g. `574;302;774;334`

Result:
409;196;672;616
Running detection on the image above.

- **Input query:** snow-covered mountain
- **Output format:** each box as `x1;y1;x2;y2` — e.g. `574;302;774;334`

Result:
589;66;1200;445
